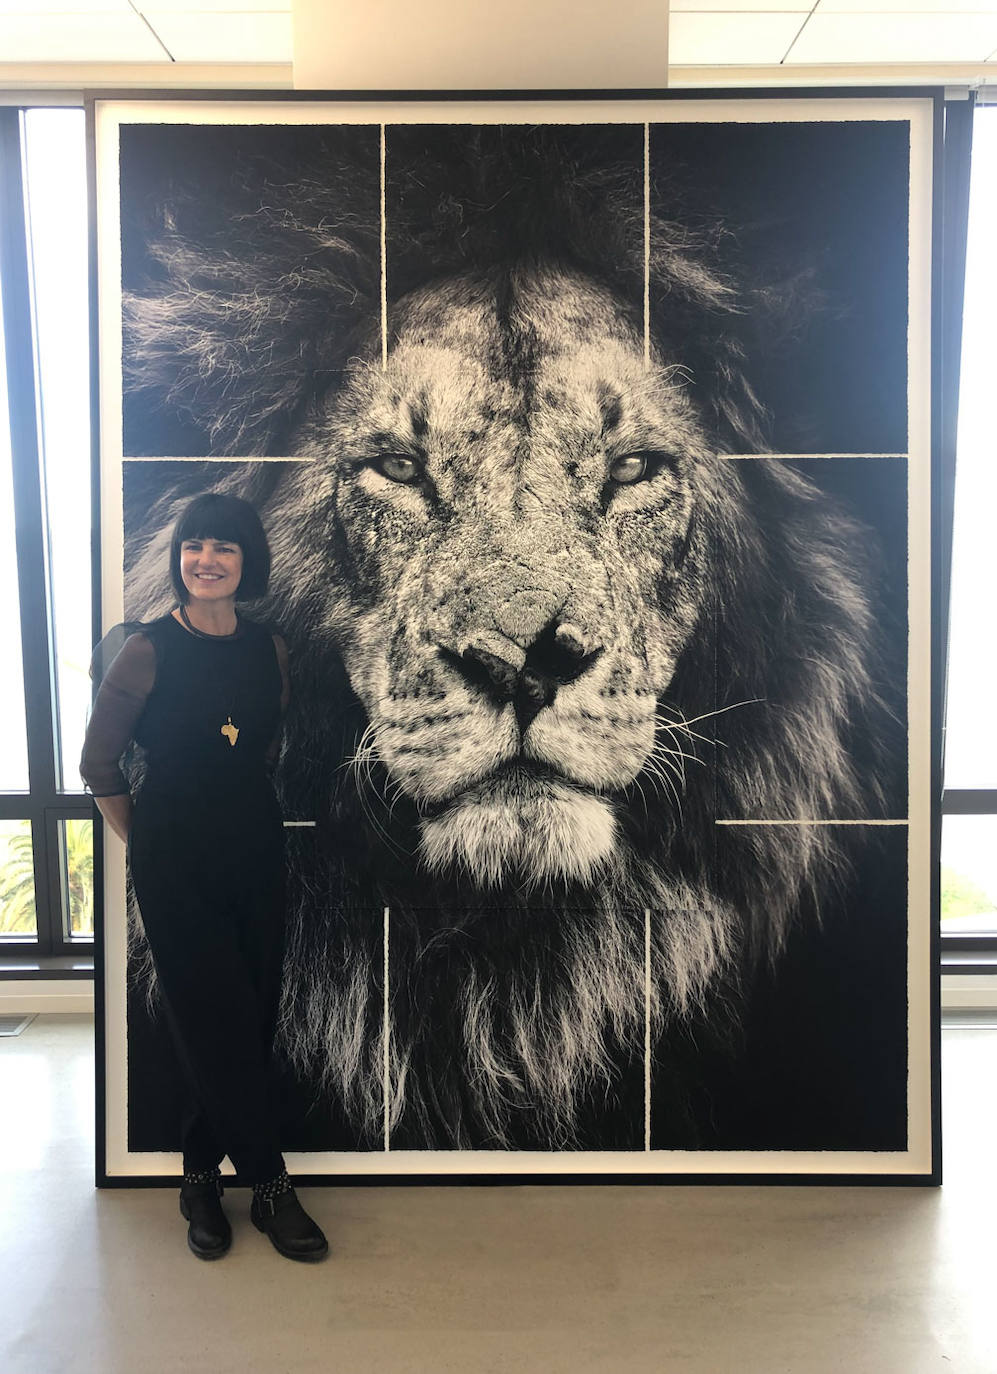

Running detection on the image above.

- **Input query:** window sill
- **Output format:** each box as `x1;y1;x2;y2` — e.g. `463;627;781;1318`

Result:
0;953;94;980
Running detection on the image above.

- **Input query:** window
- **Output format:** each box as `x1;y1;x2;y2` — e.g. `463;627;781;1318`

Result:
943;102;997;960
0;106;93;958
0;95;987;962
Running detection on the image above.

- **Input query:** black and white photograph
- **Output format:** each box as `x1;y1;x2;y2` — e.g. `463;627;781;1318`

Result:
93;96;935;1177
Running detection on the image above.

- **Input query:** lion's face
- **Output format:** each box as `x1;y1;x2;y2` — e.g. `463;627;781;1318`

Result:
291;267;718;889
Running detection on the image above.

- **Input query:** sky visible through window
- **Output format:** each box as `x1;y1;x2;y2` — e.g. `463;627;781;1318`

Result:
943;105;997;932
0;110;91;797
0;264;29;791
24;109;92;793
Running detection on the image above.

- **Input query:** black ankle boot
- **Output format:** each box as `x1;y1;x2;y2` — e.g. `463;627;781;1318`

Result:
250;1184;328;1262
179;1176;232;1260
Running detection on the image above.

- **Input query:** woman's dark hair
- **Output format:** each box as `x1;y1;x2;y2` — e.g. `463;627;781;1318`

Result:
169;492;271;603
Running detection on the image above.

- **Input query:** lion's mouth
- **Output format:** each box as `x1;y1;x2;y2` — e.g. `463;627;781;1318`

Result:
416;760;618;889
417;758;578;820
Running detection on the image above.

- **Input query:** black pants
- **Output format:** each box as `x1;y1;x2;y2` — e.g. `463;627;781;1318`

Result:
130;784;286;1184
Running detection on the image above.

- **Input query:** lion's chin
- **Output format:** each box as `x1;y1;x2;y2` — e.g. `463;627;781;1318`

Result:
418;770;616;891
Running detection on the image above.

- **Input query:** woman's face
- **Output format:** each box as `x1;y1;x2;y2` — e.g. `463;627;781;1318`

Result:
180;537;244;602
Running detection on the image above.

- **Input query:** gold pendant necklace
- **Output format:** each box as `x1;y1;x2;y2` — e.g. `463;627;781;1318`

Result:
177;606;243;747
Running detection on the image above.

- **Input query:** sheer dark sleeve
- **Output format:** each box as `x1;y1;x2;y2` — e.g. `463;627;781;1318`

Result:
265;633;291;771
79;633;157;797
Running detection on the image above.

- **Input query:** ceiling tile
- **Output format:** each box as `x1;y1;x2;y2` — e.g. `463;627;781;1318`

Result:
0;12;167;60
670;12;805;64
788;12;997;62
0;1;131;12
671;0;809;10
138;1;289;13
817;0;997;12
145;10;292;61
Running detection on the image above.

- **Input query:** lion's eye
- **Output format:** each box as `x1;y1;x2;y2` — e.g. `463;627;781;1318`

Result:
374;454;423;485
610;454;649;485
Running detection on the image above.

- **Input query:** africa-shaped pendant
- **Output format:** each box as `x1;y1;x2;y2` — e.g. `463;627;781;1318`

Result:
220;717;240;747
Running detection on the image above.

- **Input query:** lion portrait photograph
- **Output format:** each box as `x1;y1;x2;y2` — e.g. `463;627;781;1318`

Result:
93;96;932;1174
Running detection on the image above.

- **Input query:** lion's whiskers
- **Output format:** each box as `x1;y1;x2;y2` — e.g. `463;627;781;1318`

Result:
667;697;764;734
344;720;412;859
628;773;651;821
658;718;714;750
381;769;408;825
638;703;723;817
640;749;685;816
634;697;768;821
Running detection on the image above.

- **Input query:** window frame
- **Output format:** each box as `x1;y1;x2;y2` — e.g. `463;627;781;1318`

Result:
941;791;997;967
939;99;997;970
0;105;93;961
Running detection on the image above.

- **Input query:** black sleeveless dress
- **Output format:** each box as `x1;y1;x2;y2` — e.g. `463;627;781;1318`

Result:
88;613;288;1184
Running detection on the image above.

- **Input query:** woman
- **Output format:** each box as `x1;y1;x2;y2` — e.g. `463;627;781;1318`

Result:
80;492;328;1263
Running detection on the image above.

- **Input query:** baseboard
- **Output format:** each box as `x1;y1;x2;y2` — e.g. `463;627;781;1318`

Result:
0;979;95;1014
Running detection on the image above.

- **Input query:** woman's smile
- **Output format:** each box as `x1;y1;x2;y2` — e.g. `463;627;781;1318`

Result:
180;538;244;599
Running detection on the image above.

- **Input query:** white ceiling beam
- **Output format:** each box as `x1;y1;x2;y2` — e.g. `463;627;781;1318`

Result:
292;0;669;91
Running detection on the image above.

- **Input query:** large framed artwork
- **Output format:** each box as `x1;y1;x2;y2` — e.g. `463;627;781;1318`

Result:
90;91;940;1183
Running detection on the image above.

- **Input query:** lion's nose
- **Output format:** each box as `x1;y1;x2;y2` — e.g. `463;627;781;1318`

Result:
443;619;603;735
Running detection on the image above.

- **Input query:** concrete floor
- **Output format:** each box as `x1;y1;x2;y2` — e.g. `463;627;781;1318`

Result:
1;1015;995;1374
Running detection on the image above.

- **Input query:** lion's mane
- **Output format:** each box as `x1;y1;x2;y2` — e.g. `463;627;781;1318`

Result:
121;126;896;1150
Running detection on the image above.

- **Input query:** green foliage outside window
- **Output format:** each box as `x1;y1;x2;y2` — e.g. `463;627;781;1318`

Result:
63;818;93;937
0;820;36;935
0;817;93;938
941;866;997;923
